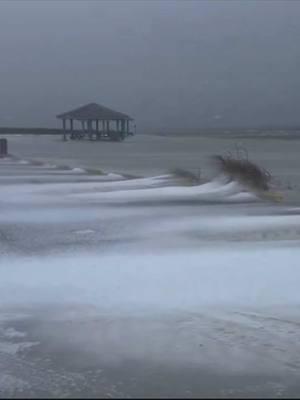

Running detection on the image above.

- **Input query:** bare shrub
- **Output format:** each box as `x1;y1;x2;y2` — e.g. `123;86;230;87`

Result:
212;146;272;192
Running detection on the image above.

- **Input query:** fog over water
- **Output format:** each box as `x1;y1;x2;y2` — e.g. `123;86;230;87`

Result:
1;0;300;131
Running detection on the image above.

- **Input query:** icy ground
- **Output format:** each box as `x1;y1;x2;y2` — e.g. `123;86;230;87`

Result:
1;156;300;398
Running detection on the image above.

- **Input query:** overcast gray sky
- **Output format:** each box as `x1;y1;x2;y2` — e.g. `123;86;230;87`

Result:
0;0;300;132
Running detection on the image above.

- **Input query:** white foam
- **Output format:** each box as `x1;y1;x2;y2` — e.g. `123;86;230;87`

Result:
2;327;27;339
74;229;96;235
0;341;39;355
17;160;30;165
70;167;86;173
106;172;126;180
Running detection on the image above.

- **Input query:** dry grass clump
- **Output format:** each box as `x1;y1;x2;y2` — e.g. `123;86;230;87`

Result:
29;159;46;166
212;145;271;192
85;168;104;175
55;164;73;171
170;168;201;185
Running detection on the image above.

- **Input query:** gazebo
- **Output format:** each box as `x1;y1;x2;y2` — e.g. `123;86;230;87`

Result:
56;103;135;141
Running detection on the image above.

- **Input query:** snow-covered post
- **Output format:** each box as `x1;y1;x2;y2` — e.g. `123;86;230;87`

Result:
0;138;7;157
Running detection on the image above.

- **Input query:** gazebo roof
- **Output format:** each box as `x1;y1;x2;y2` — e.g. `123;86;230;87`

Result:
57;103;133;121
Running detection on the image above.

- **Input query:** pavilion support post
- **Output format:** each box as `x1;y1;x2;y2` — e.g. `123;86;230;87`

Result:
121;120;125;134
87;120;93;140
70;119;74;139
82;121;86;138
62;119;67;141
96;120;99;140
126;120;129;134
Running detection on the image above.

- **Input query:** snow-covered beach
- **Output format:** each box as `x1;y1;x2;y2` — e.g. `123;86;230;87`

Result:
1;134;300;397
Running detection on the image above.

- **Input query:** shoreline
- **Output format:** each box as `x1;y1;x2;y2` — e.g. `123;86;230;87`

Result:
4;133;300;203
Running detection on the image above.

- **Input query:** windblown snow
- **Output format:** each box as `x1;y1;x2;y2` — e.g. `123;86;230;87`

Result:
1;155;300;397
